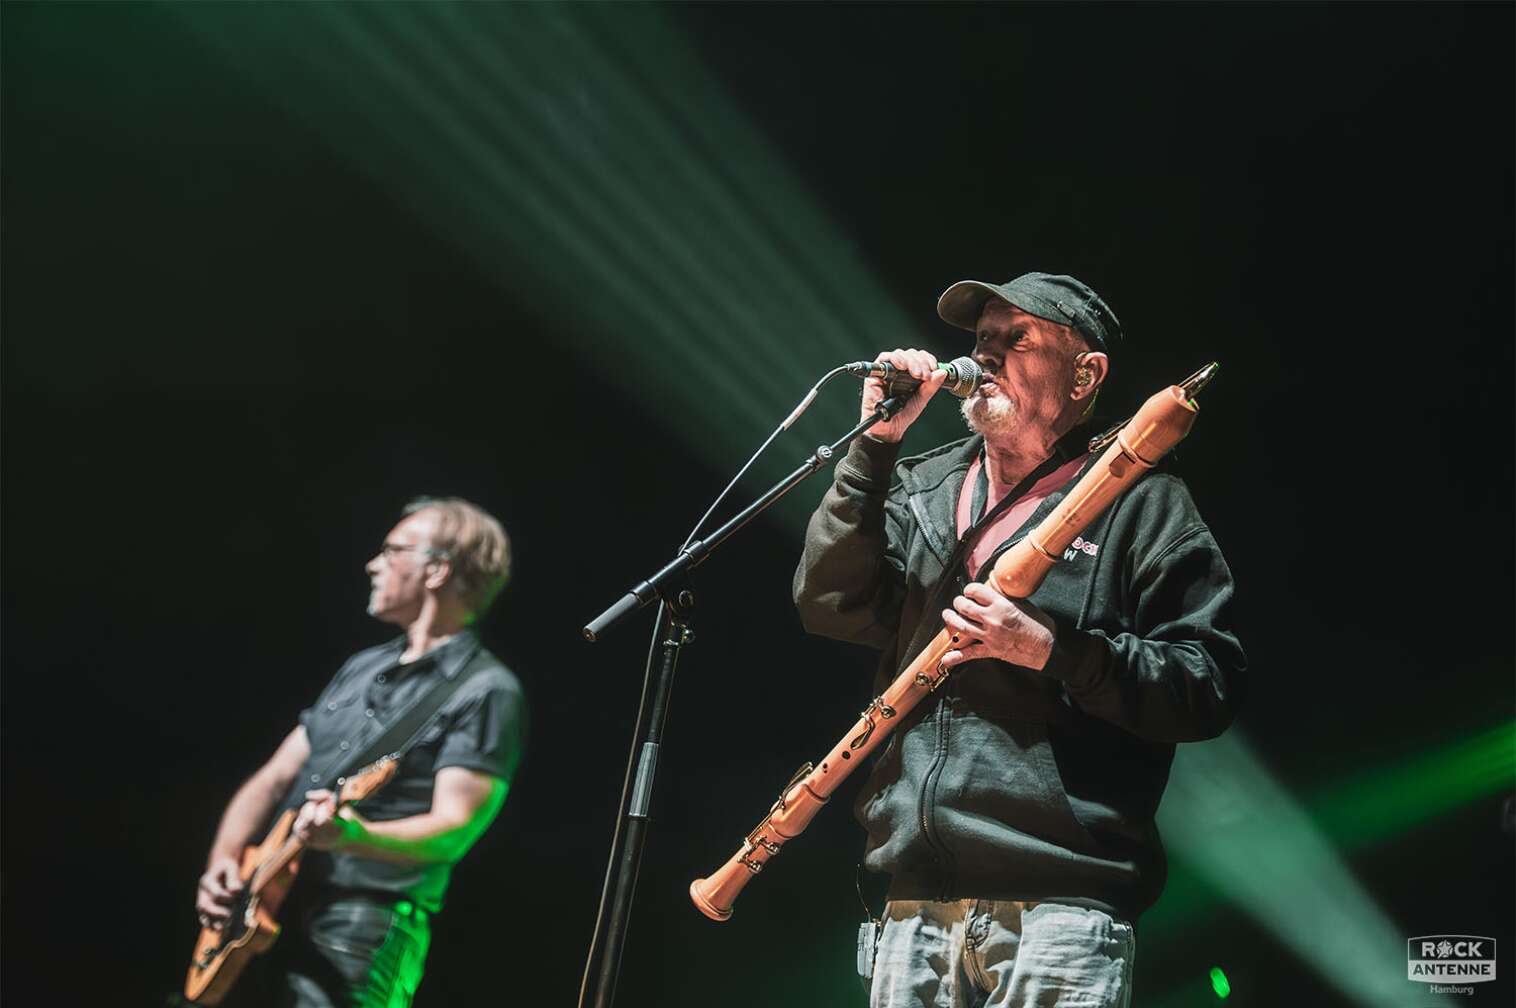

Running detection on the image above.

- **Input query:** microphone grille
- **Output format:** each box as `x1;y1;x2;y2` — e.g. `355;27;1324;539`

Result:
942;356;982;398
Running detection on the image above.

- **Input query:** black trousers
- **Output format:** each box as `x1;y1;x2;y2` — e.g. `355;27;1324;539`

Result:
274;891;432;1008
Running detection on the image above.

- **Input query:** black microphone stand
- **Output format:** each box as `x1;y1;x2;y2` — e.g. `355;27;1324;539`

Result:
576;393;911;1008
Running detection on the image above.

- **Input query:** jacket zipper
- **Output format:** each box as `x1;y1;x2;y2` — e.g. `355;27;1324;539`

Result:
904;445;1079;896
916;694;952;893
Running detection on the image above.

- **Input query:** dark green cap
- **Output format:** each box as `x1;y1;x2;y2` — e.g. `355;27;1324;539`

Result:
937;272;1122;353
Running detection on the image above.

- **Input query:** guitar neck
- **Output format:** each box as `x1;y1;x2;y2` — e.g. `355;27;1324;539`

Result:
247;755;395;892
250;830;307;894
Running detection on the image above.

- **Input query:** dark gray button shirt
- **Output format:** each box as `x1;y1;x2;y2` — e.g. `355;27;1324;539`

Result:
289;629;526;911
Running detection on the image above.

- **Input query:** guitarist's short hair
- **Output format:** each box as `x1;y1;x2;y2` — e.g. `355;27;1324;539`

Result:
403;496;511;619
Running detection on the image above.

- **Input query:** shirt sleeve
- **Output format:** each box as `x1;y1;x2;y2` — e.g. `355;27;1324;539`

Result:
433;676;528;784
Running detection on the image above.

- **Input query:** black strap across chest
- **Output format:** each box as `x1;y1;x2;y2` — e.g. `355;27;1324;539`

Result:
964;448;1068;552
914;448;1068;619
896;448;1072;700
313;640;485;791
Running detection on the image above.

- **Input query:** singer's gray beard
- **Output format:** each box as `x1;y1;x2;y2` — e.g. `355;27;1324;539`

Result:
960;390;1018;436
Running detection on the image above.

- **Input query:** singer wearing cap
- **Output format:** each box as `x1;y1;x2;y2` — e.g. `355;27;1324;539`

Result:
793;273;1245;1007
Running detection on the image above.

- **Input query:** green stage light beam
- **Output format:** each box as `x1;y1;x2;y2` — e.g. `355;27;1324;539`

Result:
175;3;963;532
301;1;784;421
405;5;806;404
1150;718;1513;931
1309;718;1514;852
1154;731;1461;1008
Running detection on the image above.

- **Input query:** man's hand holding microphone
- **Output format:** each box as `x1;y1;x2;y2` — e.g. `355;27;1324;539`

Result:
859;349;969;442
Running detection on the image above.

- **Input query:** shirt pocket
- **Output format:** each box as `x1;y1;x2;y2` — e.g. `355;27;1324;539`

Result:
318;691;362;717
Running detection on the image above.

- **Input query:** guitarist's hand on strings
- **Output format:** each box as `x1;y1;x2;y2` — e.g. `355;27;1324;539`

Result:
195;856;242;930
293;789;360;850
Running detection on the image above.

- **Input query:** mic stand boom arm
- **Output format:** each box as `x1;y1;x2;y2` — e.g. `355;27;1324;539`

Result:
582;394;913;642
576;394;913;1008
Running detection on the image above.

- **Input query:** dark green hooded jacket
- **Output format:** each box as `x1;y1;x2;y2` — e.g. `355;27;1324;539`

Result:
793;430;1245;921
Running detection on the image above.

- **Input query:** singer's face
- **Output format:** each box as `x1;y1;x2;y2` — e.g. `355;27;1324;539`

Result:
961;300;1082;441
364;510;438;626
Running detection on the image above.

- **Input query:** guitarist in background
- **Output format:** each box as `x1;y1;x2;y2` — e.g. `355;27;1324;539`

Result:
194;496;527;1007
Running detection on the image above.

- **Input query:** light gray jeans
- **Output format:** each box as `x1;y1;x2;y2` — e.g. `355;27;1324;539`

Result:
869;899;1135;1008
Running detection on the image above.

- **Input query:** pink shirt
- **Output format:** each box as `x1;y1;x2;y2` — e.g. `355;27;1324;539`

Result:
955;452;1089;579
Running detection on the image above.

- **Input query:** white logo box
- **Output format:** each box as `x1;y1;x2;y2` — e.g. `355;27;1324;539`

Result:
1407;935;1497;984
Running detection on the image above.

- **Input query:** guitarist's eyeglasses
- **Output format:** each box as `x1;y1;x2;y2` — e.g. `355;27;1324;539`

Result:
378;542;451;563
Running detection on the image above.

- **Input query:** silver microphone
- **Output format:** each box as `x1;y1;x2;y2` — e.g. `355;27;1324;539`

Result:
844;356;983;399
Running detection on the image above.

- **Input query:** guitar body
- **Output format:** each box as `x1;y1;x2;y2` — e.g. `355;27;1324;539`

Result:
184;810;301;1005
184;757;396;1005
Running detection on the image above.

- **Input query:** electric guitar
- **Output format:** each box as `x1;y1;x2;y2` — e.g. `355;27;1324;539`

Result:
183;755;398;1005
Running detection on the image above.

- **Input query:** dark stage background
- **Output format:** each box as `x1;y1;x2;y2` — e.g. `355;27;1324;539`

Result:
3;4;1512;1007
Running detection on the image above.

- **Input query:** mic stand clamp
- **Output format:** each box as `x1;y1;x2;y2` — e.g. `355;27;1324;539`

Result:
577;394;909;1008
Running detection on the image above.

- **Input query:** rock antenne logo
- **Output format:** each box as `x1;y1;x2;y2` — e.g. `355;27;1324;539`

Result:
1406;935;1497;983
